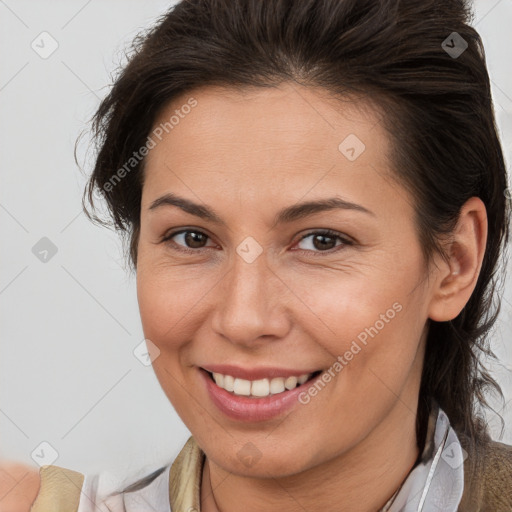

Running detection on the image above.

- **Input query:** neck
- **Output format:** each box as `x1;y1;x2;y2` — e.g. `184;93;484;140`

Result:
201;398;420;512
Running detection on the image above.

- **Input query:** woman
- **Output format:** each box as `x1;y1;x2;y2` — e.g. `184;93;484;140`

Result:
5;0;512;510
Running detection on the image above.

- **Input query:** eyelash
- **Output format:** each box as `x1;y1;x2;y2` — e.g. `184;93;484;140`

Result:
160;228;353;256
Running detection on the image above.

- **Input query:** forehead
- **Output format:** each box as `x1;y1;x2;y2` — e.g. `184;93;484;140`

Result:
147;83;386;157
141;83;395;213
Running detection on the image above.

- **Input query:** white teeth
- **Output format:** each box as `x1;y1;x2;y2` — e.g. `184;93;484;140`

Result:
297;374;309;385
233;378;251;396
223;374;235;392
210;372;313;397
269;377;285;394
284;376;298;390
213;373;224;387
251;379;270;397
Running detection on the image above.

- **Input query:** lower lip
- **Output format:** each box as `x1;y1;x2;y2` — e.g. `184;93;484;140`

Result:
200;368;321;422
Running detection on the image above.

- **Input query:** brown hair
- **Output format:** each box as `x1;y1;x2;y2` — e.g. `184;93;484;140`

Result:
82;0;510;463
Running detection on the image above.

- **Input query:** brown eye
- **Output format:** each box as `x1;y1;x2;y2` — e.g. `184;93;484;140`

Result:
295;230;352;255
182;231;208;248
311;233;337;250
161;229;215;253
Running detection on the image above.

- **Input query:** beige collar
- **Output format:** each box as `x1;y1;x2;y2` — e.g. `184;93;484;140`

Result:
169;435;205;511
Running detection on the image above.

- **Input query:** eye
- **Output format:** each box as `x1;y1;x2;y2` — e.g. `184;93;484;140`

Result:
160;229;216;254
293;229;352;255
160;228;353;256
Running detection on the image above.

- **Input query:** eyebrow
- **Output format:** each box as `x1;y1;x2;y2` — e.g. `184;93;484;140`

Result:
148;192;375;226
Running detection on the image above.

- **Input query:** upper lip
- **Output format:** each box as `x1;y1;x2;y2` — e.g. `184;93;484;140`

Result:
201;364;322;381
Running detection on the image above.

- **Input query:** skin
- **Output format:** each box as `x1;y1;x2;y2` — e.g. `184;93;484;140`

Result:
7;82;486;511
136;82;488;512
0;463;40;512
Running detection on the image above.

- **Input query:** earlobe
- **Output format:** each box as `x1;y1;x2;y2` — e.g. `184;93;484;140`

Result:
428;197;488;322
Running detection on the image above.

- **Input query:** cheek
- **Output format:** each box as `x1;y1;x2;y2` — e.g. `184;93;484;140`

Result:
293;263;427;394
136;264;203;412
283;263;409;337
136;259;212;342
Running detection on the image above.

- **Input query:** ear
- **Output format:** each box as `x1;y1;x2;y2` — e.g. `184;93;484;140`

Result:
428;197;488;322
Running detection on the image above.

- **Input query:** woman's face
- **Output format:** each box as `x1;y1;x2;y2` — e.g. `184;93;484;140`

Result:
136;83;437;477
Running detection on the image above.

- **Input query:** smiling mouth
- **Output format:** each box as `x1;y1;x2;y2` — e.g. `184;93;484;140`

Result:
205;369;323;399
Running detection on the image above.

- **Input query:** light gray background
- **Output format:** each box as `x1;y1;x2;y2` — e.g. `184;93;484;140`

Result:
1;0;511;483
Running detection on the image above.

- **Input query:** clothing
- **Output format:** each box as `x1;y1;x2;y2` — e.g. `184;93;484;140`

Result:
30;402;512;512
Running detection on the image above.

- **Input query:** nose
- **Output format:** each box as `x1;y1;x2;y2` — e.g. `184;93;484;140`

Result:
210;249;291;347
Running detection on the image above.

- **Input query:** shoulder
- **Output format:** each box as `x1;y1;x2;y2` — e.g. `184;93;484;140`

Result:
480;440;512;507
458;434;512;512
484;438;512;463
